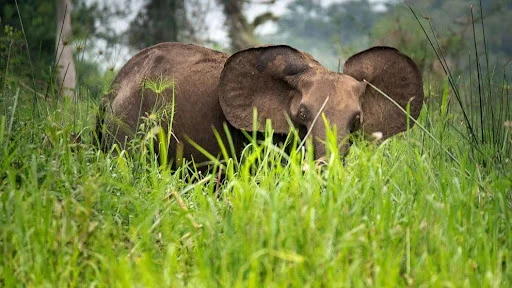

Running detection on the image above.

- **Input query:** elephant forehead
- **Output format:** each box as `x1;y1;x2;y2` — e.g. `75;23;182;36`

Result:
314;75;363;115
331;75;363;100
304;74;361;101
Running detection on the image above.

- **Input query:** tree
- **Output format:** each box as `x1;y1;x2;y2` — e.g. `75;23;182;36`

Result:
266;0;381;69
217;0;277;51
327;0;378;44
1;0;56;84
127;0;191;50
218;0;254;50
1;0;122;98
56;0;76;98
372;0;512;73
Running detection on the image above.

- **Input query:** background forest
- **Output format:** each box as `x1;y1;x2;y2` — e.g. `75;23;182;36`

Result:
2;0;512;96
1;0;511;286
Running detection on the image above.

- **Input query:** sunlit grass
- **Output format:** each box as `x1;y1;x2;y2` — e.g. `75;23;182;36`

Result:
0;85;510;286
1;2;510;283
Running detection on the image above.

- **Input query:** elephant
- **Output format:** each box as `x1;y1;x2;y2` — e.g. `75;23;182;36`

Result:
96;42;423;166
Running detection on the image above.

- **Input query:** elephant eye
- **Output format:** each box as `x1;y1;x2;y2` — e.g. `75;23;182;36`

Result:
350;113;361;133
299;107;308;121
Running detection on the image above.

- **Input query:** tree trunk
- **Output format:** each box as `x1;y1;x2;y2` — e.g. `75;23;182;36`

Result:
128;0;189;50
56;0;76;98
151;0;186;43
218;0;256;51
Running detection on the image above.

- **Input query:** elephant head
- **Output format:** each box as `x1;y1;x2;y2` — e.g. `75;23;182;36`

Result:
218;45;423;159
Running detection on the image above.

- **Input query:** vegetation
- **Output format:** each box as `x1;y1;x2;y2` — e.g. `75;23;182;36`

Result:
1;82;511;286
128;0;190;50
0;0;511;286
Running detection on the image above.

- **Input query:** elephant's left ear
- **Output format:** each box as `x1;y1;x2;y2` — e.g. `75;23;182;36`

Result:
343;47;424;139
218;45;318;134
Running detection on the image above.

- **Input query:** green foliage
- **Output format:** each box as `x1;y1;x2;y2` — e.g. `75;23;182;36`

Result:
1;0;56;84
143;76;175;95
73;0;131;44
0;87;511;286
269;0;511;74
0;25;23;67
127;0;191;50
0;25;25;89
0;0;128;100
74;57;117;100
265;0;383;70
393;0;512;168
373;0;512;74
372;10;437;72
0;1;511;286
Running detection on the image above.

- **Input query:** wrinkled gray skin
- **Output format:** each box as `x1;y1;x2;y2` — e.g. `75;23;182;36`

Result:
97;43;423;166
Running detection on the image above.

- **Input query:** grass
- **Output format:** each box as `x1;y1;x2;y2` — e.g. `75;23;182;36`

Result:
406;0;512;169
0;1;511;285
0;81;511;287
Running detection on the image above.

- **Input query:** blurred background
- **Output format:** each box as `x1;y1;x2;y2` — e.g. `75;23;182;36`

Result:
1;0;511;99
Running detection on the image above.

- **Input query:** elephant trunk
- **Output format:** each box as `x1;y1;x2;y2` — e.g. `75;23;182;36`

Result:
309;121;351;162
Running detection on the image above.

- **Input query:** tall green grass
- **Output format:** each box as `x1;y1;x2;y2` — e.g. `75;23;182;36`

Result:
1;2;511;286
0;85;511;286
407;0;512;170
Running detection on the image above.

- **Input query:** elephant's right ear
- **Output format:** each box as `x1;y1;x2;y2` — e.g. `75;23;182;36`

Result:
218;45;318;133
343;47;424;140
